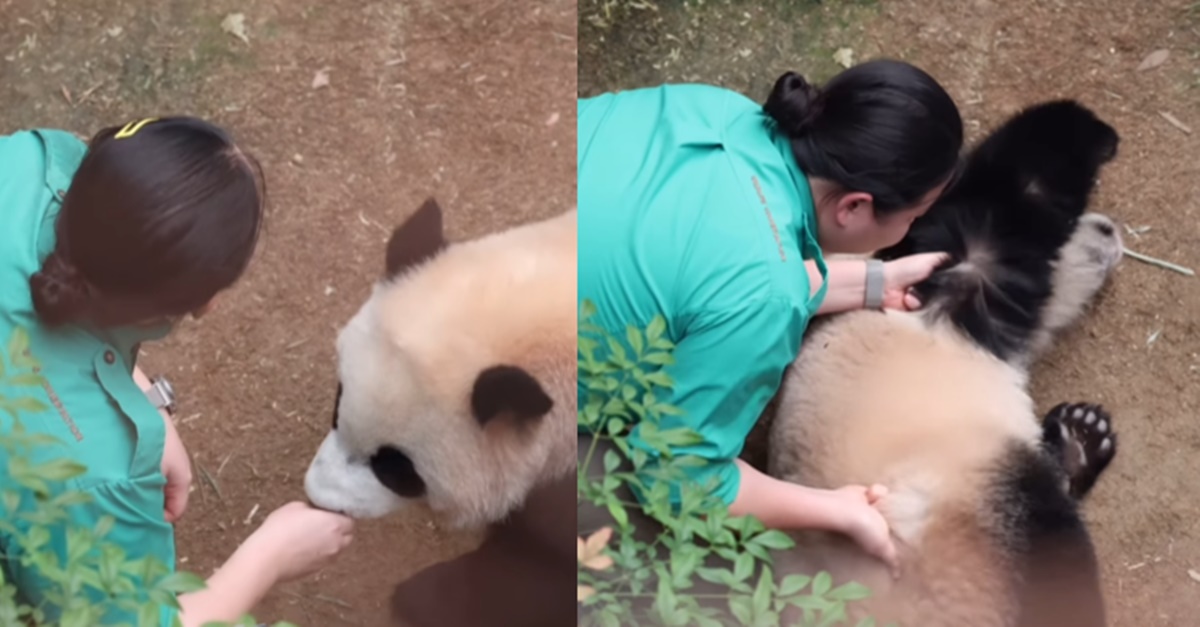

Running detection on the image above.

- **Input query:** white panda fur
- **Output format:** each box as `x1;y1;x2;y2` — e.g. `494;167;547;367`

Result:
304;199;577;529
766;100;1124;627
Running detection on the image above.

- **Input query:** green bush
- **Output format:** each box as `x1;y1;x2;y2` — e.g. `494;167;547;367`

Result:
0;327;293;627
576;300;880;627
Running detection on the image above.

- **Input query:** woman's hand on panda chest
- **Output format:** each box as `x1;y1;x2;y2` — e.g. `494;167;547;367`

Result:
829;484;900;578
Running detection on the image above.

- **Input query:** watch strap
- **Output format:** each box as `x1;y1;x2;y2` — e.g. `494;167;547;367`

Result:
864;259;885;310
145;378;175;415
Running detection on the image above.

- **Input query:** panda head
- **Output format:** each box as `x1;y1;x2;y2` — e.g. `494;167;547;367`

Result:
303;199;566;527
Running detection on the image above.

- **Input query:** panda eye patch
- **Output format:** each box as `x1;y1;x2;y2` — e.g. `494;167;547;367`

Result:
369;445;426;498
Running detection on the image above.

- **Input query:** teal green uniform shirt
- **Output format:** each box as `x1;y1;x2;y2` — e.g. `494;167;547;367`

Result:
0;129;178;625
577;84;829;506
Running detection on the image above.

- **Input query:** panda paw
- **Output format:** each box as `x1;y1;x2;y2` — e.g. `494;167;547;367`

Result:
1041;402;1117;500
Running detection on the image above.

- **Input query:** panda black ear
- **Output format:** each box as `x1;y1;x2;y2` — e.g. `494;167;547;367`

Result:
471;365;554;427
386;197;447;279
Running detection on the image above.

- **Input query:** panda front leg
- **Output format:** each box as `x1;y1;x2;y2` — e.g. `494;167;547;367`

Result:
1040;402;1118;500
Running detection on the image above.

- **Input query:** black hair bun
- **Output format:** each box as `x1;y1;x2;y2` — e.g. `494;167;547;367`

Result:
30;253;93;326
763;71;824;136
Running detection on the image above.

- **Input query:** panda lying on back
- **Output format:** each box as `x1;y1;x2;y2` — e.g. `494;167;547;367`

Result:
303;201;577;627
768;101;1123;627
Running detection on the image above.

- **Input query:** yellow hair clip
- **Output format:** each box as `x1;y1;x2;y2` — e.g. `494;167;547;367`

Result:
114;117;159;139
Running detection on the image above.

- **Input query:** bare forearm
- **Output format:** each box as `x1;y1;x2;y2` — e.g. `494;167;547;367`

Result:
727;459;847;532
806;259;868;315
177;539;279;627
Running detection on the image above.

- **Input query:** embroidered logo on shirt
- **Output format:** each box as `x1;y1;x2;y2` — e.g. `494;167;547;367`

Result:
34;367;84;442
752;176;787;262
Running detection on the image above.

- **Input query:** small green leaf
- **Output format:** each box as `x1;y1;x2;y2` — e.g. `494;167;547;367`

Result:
829;581;872;602
812;571;832;597
729;596;754;625
5;374;44;387
3;397;48;415
157;570;207;594
778;573;812;596
752;565;773;616
8;328;31;367
31;459;87;482
603;450;621;473
580;299;597;321
646;315;666;343
733;551;754;582
605;496;629;529
643;351;675;366
626;325;644;358
750;529;795;551
605;337;628;363
645;370;675;387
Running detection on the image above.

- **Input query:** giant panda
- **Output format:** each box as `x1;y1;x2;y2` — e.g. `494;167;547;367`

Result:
767;100;1123;627
302;199;577;627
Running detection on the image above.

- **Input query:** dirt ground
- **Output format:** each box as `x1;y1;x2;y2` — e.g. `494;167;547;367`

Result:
1;0;575;624
580;0;1200;625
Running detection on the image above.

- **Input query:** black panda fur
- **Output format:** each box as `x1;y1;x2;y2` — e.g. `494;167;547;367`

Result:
767;100;1122;627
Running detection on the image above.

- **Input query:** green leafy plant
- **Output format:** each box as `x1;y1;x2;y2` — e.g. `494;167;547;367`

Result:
577;299;879;627
0;327;295;627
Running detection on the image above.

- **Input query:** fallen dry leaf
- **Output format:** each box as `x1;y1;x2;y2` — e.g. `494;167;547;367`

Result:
578;585;596;602
585;526;612;557
312;69;331;89
221;13;250;45
578;527;615;571
545;112;560;126
833;47;855;69
1189;569;1200;583
1136;49;1169;72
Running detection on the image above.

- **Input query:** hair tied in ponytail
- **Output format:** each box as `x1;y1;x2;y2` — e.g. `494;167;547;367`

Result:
30;253;95;326
763;71;824;136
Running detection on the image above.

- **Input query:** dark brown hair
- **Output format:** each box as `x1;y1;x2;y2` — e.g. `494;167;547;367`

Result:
30;116;266;327
763;59;964;215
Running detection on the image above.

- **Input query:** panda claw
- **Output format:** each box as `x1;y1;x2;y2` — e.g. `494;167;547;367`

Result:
1041;402;1117;500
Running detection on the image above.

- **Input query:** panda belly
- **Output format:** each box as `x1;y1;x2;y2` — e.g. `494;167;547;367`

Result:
768;309;1043;626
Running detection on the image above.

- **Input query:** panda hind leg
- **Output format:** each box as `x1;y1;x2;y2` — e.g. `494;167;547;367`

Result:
1041;402;1118;500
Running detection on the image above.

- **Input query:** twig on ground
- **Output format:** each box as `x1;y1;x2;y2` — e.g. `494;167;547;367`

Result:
197;463;224;501
1123;247;1196;277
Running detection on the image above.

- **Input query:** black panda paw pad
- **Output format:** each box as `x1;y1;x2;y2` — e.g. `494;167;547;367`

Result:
1042;402;1117;499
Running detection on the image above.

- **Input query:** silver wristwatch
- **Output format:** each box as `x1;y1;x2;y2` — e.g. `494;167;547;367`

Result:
864;259;886;310
145;376;176;416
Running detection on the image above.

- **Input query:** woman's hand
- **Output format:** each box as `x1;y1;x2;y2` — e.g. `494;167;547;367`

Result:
828;484;899;577
161;415;193;523
177;502;355;627
244;501;356;583
882;252;951;310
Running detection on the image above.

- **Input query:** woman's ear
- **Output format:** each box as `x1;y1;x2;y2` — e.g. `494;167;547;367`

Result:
834;191;875;228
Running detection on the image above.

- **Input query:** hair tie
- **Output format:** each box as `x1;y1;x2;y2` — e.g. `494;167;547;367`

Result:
115;118;159;139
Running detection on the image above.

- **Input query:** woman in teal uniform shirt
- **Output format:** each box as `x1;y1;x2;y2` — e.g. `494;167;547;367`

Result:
0;118;354;625
578;60;964;571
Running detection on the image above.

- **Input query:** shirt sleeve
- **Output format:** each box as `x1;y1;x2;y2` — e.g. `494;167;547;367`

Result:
628;296;804;507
